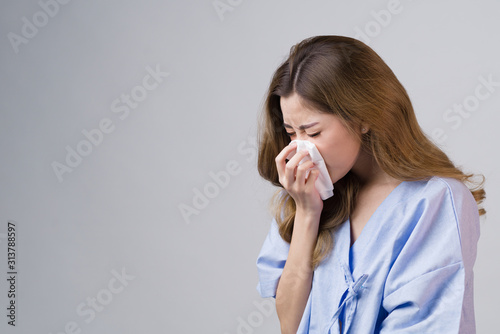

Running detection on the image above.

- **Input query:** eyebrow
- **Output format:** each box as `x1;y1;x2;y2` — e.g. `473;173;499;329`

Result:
283;122;319;130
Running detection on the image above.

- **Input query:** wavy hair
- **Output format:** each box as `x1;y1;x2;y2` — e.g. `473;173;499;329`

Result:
257;35;486;268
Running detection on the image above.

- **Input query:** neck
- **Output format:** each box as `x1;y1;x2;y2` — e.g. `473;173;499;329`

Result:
351;149;399;187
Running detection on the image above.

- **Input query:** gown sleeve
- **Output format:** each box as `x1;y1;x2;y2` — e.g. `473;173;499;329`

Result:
256;217;290;298
379;177;480;333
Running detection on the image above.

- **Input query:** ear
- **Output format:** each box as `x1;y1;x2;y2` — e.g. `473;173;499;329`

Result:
360;123;369;134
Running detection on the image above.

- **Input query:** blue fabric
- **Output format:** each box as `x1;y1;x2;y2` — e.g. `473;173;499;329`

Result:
256;176;480;333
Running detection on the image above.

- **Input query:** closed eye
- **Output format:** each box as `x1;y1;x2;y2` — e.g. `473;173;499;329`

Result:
285;132;320;138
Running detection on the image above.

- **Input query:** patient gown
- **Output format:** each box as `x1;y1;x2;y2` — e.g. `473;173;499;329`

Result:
256;176;480;333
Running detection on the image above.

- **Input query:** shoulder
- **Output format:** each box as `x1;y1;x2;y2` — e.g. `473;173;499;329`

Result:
377;176;481;269
404;176;472;201
400;176;479;224
394;176;480;267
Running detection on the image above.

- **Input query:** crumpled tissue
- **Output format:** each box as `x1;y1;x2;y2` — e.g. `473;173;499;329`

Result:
286;140;334;200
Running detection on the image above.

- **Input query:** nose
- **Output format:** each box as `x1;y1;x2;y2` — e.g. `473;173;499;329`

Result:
296;134;310;141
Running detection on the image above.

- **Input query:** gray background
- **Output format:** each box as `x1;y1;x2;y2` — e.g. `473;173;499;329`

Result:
0;0;498;333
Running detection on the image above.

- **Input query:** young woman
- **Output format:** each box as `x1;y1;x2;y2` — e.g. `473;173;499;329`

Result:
255;36;486;333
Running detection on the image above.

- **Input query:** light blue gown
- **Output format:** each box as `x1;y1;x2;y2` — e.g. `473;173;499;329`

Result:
256;176;480;333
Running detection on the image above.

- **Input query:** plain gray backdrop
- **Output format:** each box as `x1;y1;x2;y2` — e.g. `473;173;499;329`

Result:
0;1;498;333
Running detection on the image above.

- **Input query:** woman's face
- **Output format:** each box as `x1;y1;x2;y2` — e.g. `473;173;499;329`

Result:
280;93;364;184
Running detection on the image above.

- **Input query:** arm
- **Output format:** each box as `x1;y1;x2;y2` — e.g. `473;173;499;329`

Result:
274;142;324;333
275;209;320;333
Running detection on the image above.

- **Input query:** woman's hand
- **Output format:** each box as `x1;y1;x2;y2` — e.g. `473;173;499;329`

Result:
275;142;324;216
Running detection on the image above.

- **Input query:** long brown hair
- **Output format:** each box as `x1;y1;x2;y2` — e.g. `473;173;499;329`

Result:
257;35;486;268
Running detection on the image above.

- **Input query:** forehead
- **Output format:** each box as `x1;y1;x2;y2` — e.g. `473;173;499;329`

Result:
280;94;324;123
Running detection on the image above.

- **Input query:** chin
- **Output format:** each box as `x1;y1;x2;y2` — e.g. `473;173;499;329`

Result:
329;171;349;185
329;174;340;184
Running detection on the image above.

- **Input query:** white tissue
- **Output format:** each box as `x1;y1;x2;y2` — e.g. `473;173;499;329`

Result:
286;140;334;200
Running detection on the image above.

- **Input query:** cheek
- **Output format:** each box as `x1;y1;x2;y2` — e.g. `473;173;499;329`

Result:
316;135;361;168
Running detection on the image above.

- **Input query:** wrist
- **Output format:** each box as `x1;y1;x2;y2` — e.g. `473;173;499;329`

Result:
294;209;321;233
295;207;321;223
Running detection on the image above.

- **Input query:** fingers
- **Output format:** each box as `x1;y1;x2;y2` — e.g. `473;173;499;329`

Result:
276;145;309;187
285;150;309;178
275;143;297;185
275;142;298;171
306;168;320;186
295;160;315;184
275;145;323;213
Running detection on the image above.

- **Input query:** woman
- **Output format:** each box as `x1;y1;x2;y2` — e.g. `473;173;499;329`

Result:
255;35;486;333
